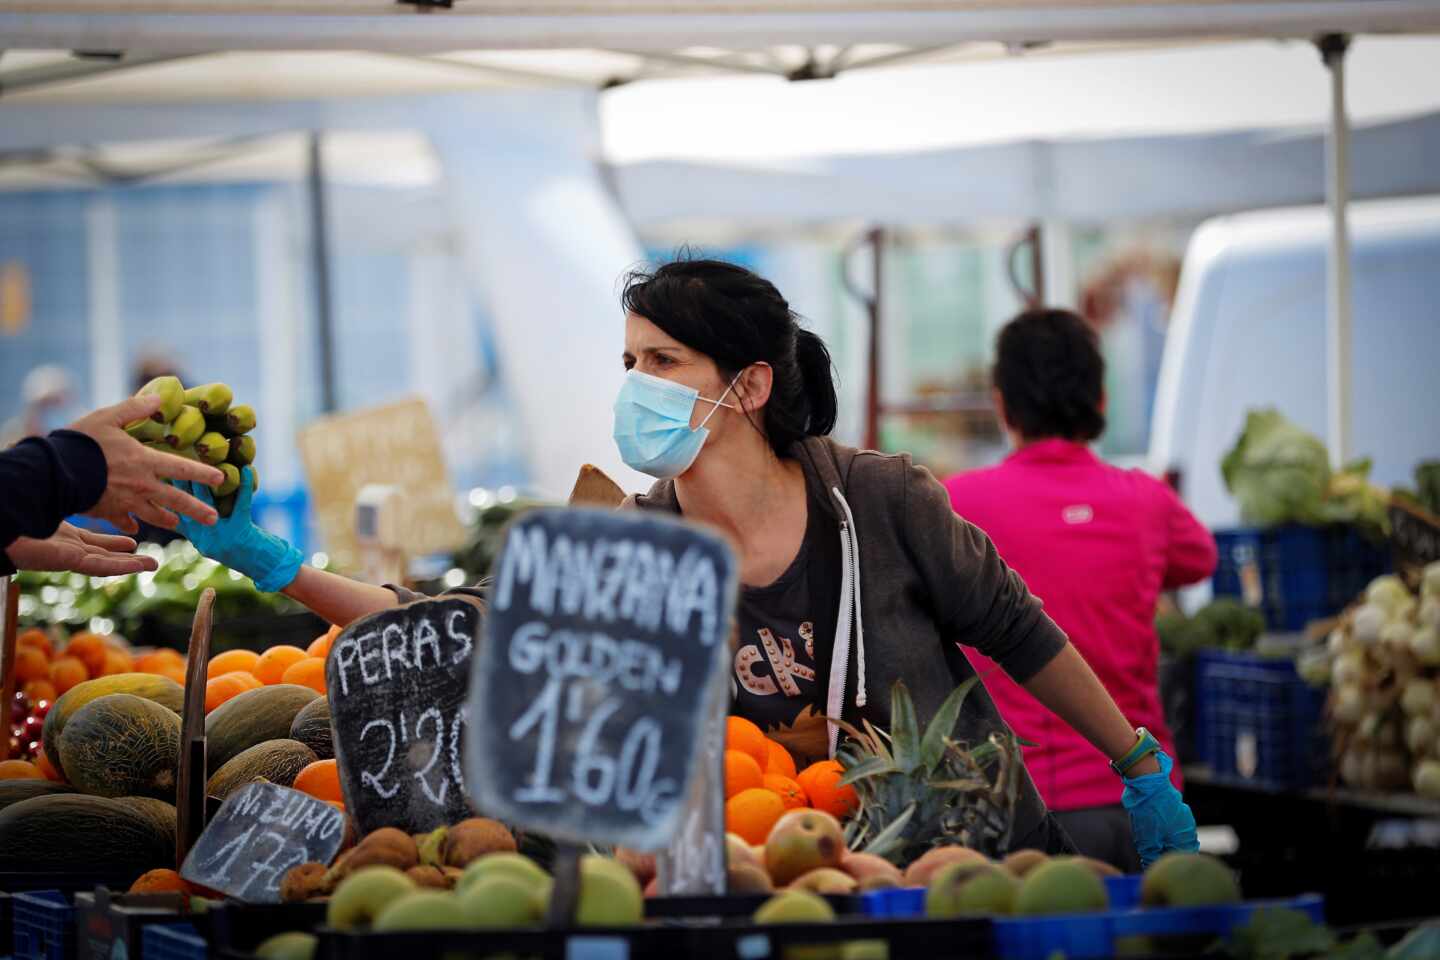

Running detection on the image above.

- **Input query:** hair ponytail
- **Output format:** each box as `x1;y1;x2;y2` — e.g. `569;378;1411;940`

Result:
793;329;838;438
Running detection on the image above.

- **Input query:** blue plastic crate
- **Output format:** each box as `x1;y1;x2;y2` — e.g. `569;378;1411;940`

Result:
142;922;208;960
860;875;1142;918
1192;648;1328;791
1212;525;1391;631
12;891;73;960
992;894;1324;960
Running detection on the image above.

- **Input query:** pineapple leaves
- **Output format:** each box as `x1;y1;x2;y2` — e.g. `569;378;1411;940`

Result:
920;674;980;770
859;801;917;861
838;756;897;786
889;681;922;773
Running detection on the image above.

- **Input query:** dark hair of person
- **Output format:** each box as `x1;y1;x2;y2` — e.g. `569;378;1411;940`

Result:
621;258;838;457
992;308;1106;442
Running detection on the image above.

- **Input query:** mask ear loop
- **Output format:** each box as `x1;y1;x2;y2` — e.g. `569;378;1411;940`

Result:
695;372;741;430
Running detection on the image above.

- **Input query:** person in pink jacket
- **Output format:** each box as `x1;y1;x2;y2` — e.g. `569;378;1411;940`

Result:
944;307;1217;871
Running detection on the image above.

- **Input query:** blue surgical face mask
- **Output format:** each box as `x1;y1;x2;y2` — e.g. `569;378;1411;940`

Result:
613;369;739;479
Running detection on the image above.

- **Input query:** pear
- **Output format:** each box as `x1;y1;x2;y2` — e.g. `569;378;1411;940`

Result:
226;404;257;435
183;382;233;416
372;890;470;931
164;405;205;449
327;866;415;930
1001;850;1049;878
729;863;774;894
137;375;184;423
457;852;550;896
754;888;836;923
458;875;545;928
253;932;316;960
1140;853;1240;908
228;434;257;467
442;818;516;868
926;863;1018;918
574;854;644;927
840;852;902;889
194;432;230;465
417;826;448;868
902;846;988;887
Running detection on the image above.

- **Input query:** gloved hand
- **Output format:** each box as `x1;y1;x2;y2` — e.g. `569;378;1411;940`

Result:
1122;750;1198;868
173;469;302;593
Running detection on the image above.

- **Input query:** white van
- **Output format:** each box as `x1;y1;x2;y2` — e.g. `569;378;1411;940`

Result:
1149;196;1440;531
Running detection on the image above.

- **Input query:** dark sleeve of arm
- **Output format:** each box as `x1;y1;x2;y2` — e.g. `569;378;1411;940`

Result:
1158;482;1218;589
901;457;1068;683
0;430;108;549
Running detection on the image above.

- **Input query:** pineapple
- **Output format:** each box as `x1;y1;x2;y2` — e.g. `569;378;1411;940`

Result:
834;677;1023;865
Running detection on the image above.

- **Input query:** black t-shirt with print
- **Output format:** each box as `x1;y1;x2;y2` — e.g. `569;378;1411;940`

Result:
731;490;839;768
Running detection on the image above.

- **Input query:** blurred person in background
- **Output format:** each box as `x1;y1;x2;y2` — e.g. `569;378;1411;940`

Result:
1;365;76;448
944;308;1217;871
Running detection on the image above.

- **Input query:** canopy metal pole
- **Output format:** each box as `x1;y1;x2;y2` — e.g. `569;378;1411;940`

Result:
1320;33;1352;468
307;131;338;414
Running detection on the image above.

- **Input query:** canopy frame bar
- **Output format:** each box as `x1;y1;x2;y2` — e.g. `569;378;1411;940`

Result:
1319;32;1353;468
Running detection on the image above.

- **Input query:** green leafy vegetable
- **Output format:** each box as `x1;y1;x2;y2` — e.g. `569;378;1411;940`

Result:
1222;409;1333;527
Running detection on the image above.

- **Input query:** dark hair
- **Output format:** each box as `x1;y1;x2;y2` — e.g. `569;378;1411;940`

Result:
992;308;1106;442
621;258;838;456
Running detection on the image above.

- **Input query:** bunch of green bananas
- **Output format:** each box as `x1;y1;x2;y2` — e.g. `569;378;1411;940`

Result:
126;376;259;518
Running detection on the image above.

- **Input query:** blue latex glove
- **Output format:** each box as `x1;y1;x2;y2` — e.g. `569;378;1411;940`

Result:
173;468;302;593
1121;750;1199;869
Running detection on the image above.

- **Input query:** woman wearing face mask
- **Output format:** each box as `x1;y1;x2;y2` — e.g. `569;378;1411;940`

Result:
173;259;1197;863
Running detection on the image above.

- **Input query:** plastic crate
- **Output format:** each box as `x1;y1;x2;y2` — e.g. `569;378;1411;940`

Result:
142;923;208;960
861;875;1142;918
208;902;326;959
1212;525;1391;631
13;891;74;960
1192;648;1328;791
73;889;212;960
317;915;992;960
992;893;1324;960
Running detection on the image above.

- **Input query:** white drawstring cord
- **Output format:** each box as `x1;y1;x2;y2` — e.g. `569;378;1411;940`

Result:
831;488;867;708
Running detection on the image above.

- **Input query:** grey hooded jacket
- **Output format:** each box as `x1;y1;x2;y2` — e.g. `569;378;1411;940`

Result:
627;436;1071;846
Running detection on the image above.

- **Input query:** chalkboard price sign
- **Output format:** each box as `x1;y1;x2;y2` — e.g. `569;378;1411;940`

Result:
327;596;481;835
467;508;737;850
180;782;346;903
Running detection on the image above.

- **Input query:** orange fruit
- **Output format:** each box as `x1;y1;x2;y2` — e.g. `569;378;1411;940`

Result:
205;672;259;712
796;760;858;819
35;750;63;783
207;649;261;679
129;869;188;894
65;633;109;677
134;649;184;674
18;629;53;659
22;679;57;705
725;788;787;846
155;662;189;687
308;624;341;660
724;749;765;800
293;759;343;803
101;646;135;676
255;645;309;685
764;740;798;779
726;716;770;770
0;760;42;780
49;656;88;694
280;658;327;695
14;646;49;684
763;774;807;810
327;800;346;812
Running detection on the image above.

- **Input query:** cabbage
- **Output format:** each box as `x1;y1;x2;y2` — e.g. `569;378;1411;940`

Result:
1221;409;1332;526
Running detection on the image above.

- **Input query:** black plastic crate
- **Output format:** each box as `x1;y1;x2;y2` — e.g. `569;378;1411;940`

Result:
1212;525;1391;631
646;893;860;918
209;902;327;959
1192;648;1328;791
142;923;208;960
314;915;992;960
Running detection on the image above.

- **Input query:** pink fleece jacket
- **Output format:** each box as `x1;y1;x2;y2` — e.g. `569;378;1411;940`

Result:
943;439;1217;811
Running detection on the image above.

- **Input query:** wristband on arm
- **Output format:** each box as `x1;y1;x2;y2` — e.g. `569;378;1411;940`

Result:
1110;727;1162;777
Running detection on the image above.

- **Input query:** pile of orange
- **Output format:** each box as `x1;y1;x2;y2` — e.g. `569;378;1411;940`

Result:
722;716;859;845
203;625;339;712
12;629;188;705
